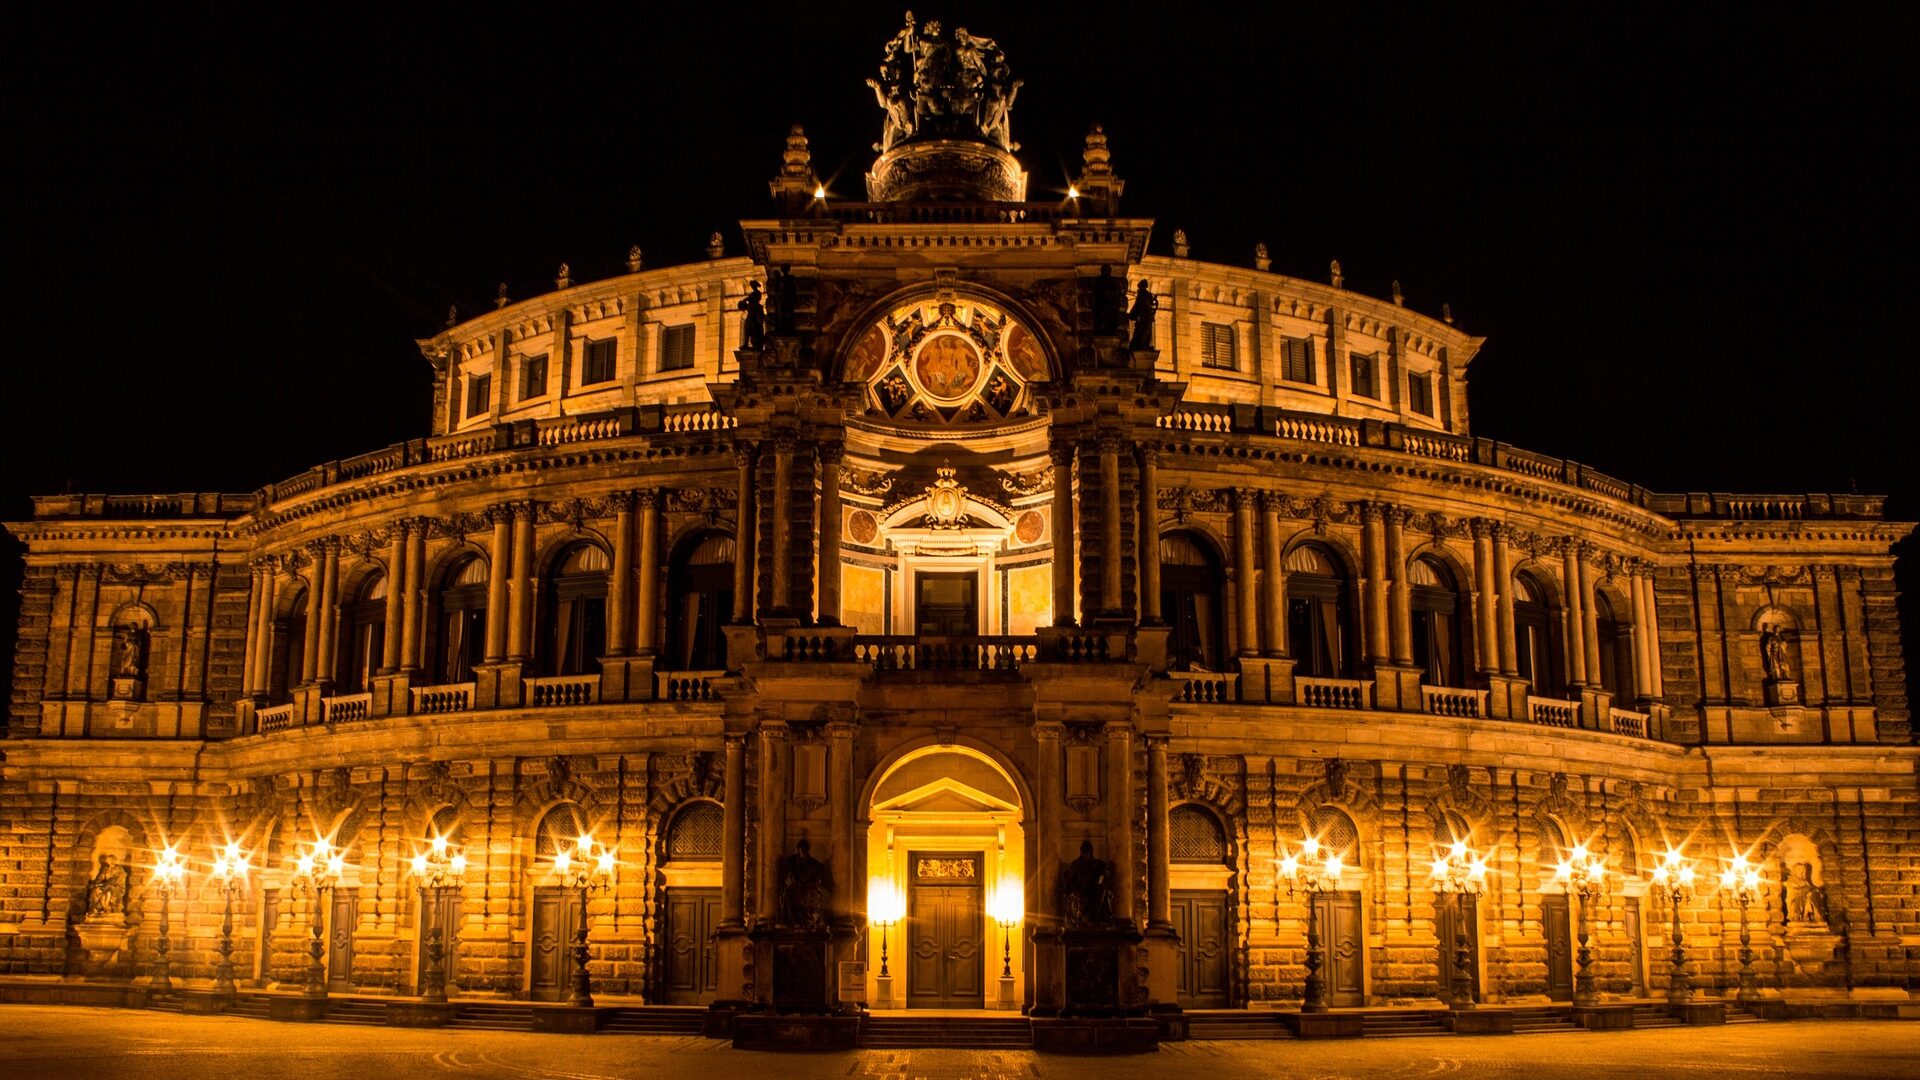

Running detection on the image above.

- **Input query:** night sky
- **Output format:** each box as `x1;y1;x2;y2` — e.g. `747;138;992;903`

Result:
4;4;1915;704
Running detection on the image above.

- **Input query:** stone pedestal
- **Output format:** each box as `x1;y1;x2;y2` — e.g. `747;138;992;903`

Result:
1485;675;1531;720
109;675;145;701
1572;1003;1636;1029
72;918;133;982
597;655;656;703
1049;925;1146;1018
1133;625;1170;674
732;1012;860;1051
388;1000;458;1027
1579;686;1614;730
1763;679;1802;706
1672;1001;1726;1025
529;1005;610;1033
1281;1011;1365;1038
178;988;235;1014
1444;1008;1515;1035
751;926;835;1013
1372;663;1425;712
269;994;331;1022
1030;1016;1159;1054
471;661;524;709
369;672;412;718
1238;657;1297;704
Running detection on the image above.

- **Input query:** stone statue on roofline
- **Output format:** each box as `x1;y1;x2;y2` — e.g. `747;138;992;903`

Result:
867;12;1023;153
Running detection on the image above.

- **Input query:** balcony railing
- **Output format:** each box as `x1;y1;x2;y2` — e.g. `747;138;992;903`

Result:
851;636;1039;671
526;674;599;708
412;683;475;715
1526;695;1580;729
658;670;725;701
1422;685;1489;718
1170;671;1240;703
1297;676;1372;710
322;692;372;724
1608;707;1651;738
257;702;297;733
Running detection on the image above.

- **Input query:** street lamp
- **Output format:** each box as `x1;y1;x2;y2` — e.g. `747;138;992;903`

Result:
209;841;250;995
1278;835;1346;1014
868;877;905;1008
1719;854;1763;1003
290;838;346;997
990;880;1024;980
1650;849;1699;1005
148;845;187;992
408;833;467;1004
1553;844;1608;1008
549;832;615;1008
1429;839;1490;1010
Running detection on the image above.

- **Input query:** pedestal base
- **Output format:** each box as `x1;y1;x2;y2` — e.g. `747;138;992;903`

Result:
1281;1011;1365;1038
1572;1003;1636;1029
72;918;134;982
387;1001;458;1027
1672;1001;1726;1025
268;995;331;1022
702;1000;749;1039
529;1005;610;1033
178;988;235;1014
731;1013;860;1051
1445;1009;1515;1035
1029;1016;1160;1054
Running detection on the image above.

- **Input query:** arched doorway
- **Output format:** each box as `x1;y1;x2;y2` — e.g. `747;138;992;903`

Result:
1169;804;1232;1007
528;803;587;1001
1307;805;1365;1006
1286;544;1354;677
414;805;465;993
864;743;1026;1011
1409;556;1467;688
432;554;489;684
1539;818;1576;1001
541;544;608;676
1434;810;1482;1004
667;532;735;671
1161;532;1226;672
659;801;723;1004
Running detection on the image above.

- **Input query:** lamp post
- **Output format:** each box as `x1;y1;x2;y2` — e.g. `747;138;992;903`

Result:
549;832;614;1008
409;833;468;1004
991;879;1023;1010
868;877;904;1008
1650;849;1699;1005
1719;855;1763;1004
148;846;186;993
1553;844;1608;1008
209;841;250;995
290;838;346;997
1429;840;1490;1010
1278;836;1346;1013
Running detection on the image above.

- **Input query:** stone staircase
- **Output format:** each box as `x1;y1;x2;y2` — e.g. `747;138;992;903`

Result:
448;1002;535;1031
318;999;390;1025
228;994;273;1019
1361;1010;1450;1037
1723;1002;1764;1024
860;1014;1034;1049
1510;1005;1578;1034
1185;1010;1295;1040
1631;1003;1684;1028
600;1006;709;1036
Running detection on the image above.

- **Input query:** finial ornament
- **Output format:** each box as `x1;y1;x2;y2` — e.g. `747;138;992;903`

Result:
1330;260;1344;289
1254;243;1271;272
1173;229;1190;258
867;13;1022;153
1391;280;1405;306
707;232;725;259
1442;302;1454;326
627;245;644;273
555;263;571;290
495;283;509;309
445;304;459;329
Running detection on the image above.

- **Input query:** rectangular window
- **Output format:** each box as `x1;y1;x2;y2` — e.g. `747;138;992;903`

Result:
465;372;491;418
1348;351;1377;399
1408;372;1434;416
521;353;549;400
1199;322;1236;369
659;324;695;371
1282;336;1316;384
581;338;616;385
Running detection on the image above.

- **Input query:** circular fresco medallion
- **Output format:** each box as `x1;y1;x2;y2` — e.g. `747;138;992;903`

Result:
1015;509;1045;545
1005;322;1048;381
847;509;878;545
843;325;888;383
912;333;984;403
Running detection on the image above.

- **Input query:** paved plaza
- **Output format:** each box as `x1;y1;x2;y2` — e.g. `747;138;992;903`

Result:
1;1006;1917;1080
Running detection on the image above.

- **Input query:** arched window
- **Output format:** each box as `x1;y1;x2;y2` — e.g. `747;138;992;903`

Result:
1160;532;1226;672
429;805;464;847
543;544;609;676
269;584;309;703
435;555;489;684
1441;810;1473;849
1286;545;1352;677
534;804;587;860
1307;805;1361;866
1409;557;1466;688
1593;591;1634;698
1170;805;1229;863
665;802;723;862
338;572;387;693
667;533;735;671
1541;817;1571;864
1511;571;1562;696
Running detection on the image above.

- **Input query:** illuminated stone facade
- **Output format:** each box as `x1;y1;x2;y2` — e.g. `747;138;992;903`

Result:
3;20;1915;1022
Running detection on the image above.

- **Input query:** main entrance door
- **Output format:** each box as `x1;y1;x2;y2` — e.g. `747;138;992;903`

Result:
663;887;721;1005
1436;893;1480;1003
415;889;462;993
1313;891;1364;1006
327;889;358;991
1171;890;1230;1007
907;852;984;1008
1625;895;1648;995
1543;894;1574;1001
916;573;979;636
530;886;582;1001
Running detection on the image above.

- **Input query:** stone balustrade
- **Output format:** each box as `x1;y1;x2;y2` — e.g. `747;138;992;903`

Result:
1608;707;1651;738
256;702;297;733
322;692;372;724
1421;685;1489;718
1170;670;1239;703
1526;695;1580;729
412;683;475;715
525;674;599;708
1297;676;1372;710
657;670;725;701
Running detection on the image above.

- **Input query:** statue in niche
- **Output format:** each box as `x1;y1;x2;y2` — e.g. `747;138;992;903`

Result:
1785;861;1829;928
1760;625;1794;682
1091;265;1125;336
114;624;148;678
738;280;766;352
765;264;798;335
1061;840;1115;928
85;853;131;919
1127;280;1158;351
777;837;832;930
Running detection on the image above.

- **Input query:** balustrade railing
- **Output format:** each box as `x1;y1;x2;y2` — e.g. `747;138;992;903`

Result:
536;416;623;447
1608;707;1651;738
661;406;738;433
257;702;297;733
1156;409;1232;433
1170;670;1239;704
1526;695;1580;728
525;674;600;707
850;636;1040;671
1297;676;1372;710
1421;684;1489;718
1274;415;1361;446
322;692;372;724
411;683;475;715
657;670;725;701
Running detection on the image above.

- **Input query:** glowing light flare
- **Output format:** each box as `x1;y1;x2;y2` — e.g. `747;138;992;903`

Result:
430;834;448;856
552;848;573;876
814;184;827;200
1449;840;1467;859
1067;185;1080;199
1429;857;1451;880
410;853;429;876
990;879;1025;926
1467;859;1488;881
1301;837;1321;859
449;854;468;876
1279;854;1301;879
868;877;906;925
595;849;617;876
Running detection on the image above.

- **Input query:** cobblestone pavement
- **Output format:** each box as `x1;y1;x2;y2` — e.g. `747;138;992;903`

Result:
3;1006;1918;1079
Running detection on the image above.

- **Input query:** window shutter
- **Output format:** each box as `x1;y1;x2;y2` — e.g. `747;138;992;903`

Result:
582;339;616;385
1200;322;1236;369
660;325;695;371
1283;336;1316;384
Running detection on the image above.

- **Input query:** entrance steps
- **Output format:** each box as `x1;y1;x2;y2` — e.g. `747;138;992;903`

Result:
860;1014;1034;1049
1723;1002;1764;1024
1630;1003;1684;1028
601;1006;709;1035
1361;1010;1450;1037
318;999;389;1025
1510;1005;1578;1033
228;994;274;1019
448;1002;535;1031
1185;1010;1295;1039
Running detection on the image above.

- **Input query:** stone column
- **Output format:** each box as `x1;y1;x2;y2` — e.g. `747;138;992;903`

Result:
817;442;844;625
756;724;789;923
1033;723;1063;918
1362;504;1390;663
507;505;535;662
1234;489;1260;657
1562;540;1588;687
300;555;324;685
380;525;406;674
771;435;795;615
721;734;747;927
1106;725;1136;924
1138;447;1161;623
1099;433;1125;618
242;566;265;696
314;542;340;686
249;566;277;697
732;443;757;623
606;494;634;657
635;490;661;656
1579;551;1602;688
827;721;855;914
1146;736;1172;930
1050;440;1077;626
1627;568;1650;698
1260;492;1286;656
1493;526;1517;676
401;521;426;672
1472;521;1498;675
1641;573;1665;698
1387;508;1414;665
484;508;511;663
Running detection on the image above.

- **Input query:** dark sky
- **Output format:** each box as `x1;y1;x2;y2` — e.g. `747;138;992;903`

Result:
3;3;1916;699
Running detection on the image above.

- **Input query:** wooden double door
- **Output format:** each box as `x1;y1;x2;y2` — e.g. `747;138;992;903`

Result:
1171;890;1230;1007
662;888;721;1005
907;853;984;1008
530;886;583;1001
415;889;462;992
1543;894;1575;1001
1312;891;1364;1006
1436;892;1480;1003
